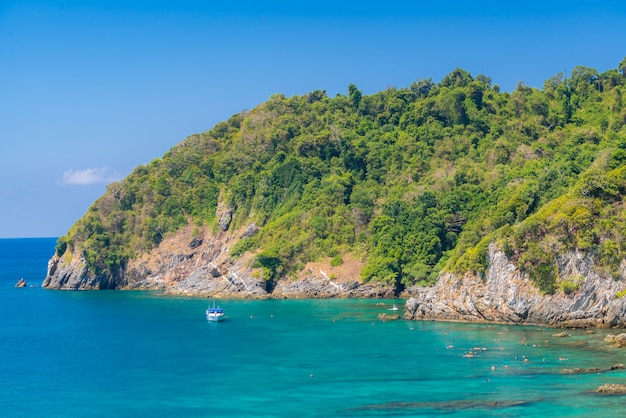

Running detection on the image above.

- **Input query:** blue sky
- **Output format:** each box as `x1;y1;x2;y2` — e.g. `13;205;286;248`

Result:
1;1;626;238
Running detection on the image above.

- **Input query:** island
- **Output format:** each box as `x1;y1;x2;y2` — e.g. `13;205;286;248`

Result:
44;59;626;328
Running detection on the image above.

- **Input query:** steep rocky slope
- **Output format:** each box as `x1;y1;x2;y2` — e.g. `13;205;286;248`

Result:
404;243;626;327
44;224;395;298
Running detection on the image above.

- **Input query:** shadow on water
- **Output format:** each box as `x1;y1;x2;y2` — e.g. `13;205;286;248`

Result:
347;398;539;413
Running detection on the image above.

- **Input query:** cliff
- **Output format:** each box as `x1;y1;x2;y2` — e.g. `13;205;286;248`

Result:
43;224;395;299
404;243;626;328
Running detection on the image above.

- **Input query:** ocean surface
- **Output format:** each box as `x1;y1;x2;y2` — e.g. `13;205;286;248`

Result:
1;238;626;417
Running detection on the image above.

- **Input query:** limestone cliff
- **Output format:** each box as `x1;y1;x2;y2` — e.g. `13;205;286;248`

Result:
43;250;125;290
404;243;626;328
43;225;395;298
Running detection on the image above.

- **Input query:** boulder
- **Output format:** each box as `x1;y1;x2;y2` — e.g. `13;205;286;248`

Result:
189;237;203;249
241;223;259;238
15;278;26;287
604;334;626;347
216;203;233;231
596;384;626;394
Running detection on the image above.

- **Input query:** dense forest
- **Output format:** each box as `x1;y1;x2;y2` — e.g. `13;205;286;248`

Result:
56;58;626;294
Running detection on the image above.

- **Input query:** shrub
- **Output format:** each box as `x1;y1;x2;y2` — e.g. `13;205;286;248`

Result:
330;255;343;266
560;276;584;294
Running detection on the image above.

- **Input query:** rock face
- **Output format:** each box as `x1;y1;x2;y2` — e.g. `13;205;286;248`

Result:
43;251;125;289
43;230;626;327
273;268;395;299
43;225;395;299
404;243;626;328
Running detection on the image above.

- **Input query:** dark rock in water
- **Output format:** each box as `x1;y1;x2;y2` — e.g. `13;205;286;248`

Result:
563;364;623;374
563;367;601;374
351;399;532;412
596;383;626;394
15;278;27;287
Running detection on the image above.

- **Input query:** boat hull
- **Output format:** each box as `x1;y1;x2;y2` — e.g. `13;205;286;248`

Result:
206;305;225;322
206;313;224;322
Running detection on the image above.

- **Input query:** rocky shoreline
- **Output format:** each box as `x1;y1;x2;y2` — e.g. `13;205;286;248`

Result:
43;229;626;328
42;226;396;299
404;243;626;328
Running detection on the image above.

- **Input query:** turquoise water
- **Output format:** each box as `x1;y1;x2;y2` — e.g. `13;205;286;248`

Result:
1;238;626;417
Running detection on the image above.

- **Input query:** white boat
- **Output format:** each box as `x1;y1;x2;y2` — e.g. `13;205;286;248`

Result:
206;302;225;322
388;304;399;311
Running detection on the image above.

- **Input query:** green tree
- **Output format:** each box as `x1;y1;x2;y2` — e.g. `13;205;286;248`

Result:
348;83;362;108
619;56;626;77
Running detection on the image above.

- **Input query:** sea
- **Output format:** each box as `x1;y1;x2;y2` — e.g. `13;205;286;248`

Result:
1;238;626;417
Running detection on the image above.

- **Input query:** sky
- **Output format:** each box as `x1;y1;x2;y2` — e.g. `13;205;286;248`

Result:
1;0;626;238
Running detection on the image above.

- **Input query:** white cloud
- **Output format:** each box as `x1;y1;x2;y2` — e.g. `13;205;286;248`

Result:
62;167;123;185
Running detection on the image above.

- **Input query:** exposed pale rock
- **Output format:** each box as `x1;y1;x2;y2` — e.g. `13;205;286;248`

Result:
596;383;626;394
604;334;626;347
240;223;259;238
404;243;626;328
15;278;26;287
43;251;124;290
273;268;395;299
43;225;395;299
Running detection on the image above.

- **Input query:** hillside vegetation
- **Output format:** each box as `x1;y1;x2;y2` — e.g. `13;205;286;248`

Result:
56;59;626;294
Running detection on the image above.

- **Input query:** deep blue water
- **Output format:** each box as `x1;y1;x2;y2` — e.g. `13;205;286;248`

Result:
1;238;626;417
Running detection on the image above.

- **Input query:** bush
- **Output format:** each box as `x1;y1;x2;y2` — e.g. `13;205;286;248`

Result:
330;255;343;266
560;276;584;294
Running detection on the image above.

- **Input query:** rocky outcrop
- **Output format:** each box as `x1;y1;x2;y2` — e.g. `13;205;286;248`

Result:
15;278;27;287
563;364;624;374
596;383;626;394
216;201;233;232
273;269;395;299
43;251;124;289
44;228;626;327
119;227;268;298
604;333;626;347
273;277;390;298
404;243;626;328
43;226;395;298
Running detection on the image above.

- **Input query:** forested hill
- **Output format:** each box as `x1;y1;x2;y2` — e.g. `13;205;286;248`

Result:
55;59;626;294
